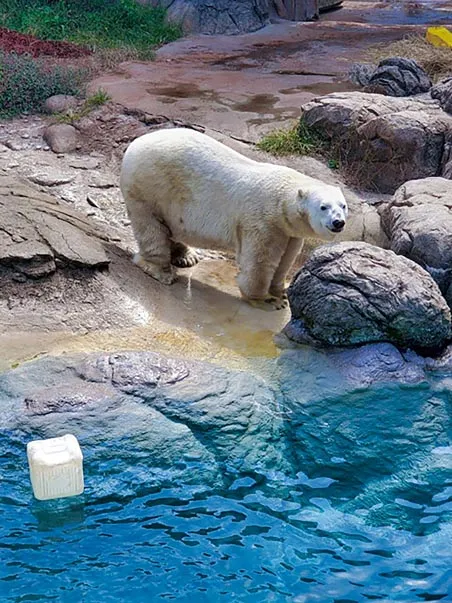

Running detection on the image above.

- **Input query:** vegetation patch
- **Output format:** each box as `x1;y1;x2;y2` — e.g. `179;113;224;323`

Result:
257;121;328;157
366;35;452;82
0;51;87;117
0;0;181;59
55;88;111;123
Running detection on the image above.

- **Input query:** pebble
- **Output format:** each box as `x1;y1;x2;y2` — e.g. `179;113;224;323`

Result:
69;157;100;170
21;133;30;139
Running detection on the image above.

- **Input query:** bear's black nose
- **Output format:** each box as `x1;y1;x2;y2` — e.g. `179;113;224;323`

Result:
332;219;345;231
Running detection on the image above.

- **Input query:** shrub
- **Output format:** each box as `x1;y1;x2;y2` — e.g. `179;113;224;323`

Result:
0;51;86;117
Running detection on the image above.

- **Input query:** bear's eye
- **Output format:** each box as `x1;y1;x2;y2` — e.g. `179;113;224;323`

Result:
341;204;346;210
320;206;327;211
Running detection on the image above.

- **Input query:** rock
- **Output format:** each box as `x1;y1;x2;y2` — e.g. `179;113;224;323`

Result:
442;130;452;179
284;241;451;352
44;124;79;153
151;0;269;35
301;91;452;193
379;177;452;304
3;140;25;151
68;157;100;170
28;171;75;187
43;95;78;114
0;351;288;484
0;174;110;277
87;174;116;189
348;63;376;87
365;57;432;97
431;76;452;114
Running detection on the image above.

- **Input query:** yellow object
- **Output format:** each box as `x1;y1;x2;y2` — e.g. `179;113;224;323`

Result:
426;27;452;48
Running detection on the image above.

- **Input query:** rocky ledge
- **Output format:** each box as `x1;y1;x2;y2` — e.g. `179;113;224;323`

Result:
0;174;110;278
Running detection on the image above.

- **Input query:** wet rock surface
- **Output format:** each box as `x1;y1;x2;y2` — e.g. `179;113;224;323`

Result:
379;177;452;304
1;346;451;499
365;57;432;97
284;241;451;352
0;351;288;483
302;91;452;193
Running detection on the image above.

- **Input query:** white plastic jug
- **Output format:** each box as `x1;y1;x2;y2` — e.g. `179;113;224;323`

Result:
27;434;84;501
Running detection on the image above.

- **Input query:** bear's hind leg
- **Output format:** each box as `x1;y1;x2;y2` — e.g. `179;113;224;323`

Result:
171;242;200;268
129;206;176;285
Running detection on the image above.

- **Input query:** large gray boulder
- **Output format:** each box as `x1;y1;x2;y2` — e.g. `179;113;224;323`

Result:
284;241;451;352
379;177;452;305
148;0;269;35
301;91;452;193
365;57;432;97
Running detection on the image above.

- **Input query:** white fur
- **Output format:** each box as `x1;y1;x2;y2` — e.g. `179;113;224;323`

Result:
120;128;348;310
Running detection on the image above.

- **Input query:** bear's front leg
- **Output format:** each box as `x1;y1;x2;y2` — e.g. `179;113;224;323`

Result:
269;238;304;299
236;233;289;311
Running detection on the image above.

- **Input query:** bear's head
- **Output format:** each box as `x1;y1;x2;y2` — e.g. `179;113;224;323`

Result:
301;185;348;240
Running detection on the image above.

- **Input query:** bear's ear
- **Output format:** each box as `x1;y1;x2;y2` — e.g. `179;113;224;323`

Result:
297;188;308;205
298;188;310;201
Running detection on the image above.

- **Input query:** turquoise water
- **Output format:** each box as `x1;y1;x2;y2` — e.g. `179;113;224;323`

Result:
1;383;451;602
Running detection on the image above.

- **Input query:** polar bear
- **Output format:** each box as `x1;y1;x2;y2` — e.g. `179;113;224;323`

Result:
120;128;348;310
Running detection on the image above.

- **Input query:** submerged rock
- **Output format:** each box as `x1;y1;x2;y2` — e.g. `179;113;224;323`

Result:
284;241;451;352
